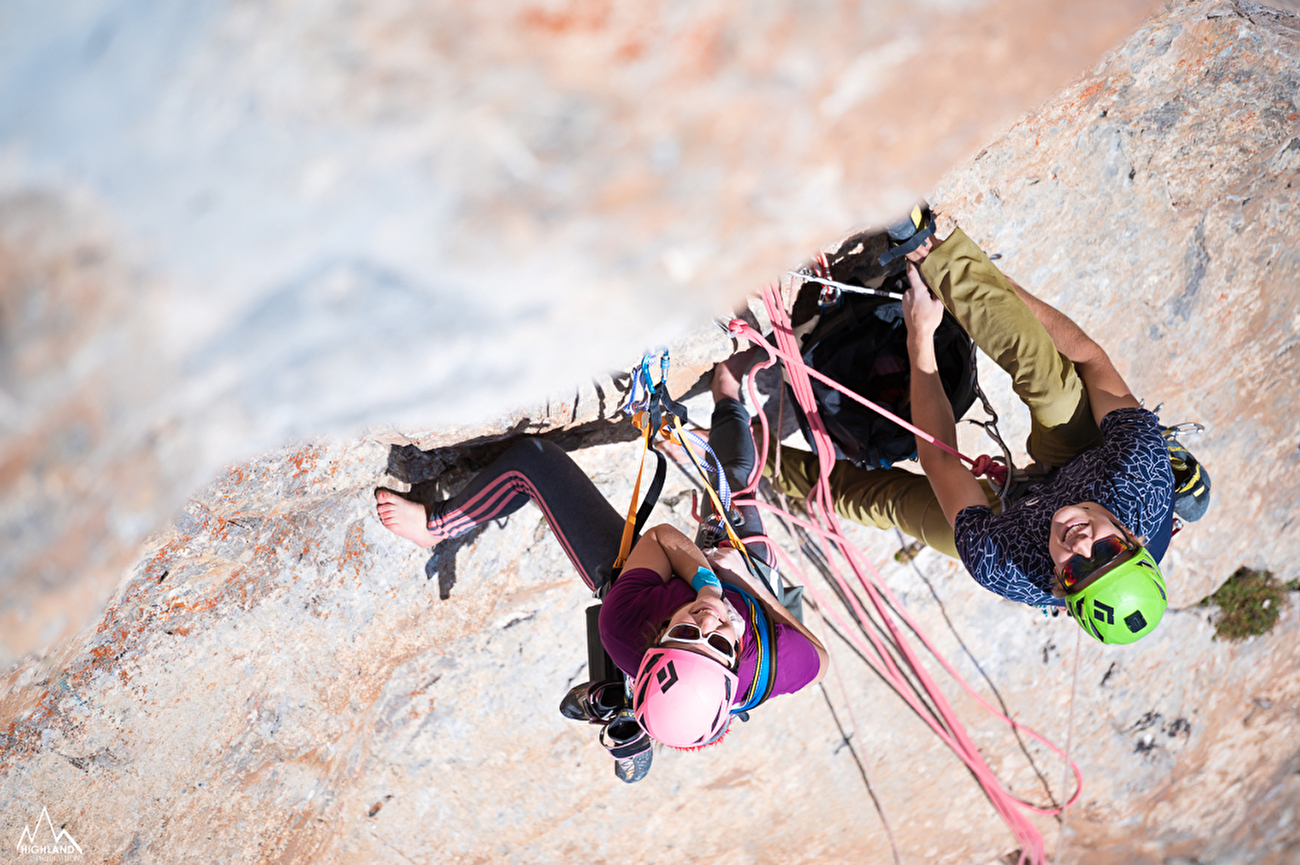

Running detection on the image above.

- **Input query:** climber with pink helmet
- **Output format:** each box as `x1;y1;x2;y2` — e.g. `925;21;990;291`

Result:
375;352;828;775
608;513;829;751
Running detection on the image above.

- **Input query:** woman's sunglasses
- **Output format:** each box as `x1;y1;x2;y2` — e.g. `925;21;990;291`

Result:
662;623;738;665
1060;535;1136;591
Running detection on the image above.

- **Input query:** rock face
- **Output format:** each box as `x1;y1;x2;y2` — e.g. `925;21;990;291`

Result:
3;2;1300;865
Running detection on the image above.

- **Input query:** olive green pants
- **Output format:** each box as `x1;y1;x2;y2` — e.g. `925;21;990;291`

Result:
768;228;1103;559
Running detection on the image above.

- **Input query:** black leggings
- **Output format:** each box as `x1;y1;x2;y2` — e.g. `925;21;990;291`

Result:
428;397;770;592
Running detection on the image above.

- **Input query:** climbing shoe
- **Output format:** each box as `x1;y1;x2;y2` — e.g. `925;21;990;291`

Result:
693;508;744;550
1163;426;1211;522
559;680;626;725
600;708;653;783
877;204;937;266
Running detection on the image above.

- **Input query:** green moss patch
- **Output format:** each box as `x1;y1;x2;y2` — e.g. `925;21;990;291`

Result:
1200;567;1293;641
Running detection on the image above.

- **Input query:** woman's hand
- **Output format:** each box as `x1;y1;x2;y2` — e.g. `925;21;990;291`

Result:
903;260;945;340
622;523;712;585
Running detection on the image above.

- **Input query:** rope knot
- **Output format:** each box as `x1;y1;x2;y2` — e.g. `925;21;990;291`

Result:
971;454;1008;487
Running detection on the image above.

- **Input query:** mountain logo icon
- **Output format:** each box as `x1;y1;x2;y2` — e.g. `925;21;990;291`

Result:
16;806;83;856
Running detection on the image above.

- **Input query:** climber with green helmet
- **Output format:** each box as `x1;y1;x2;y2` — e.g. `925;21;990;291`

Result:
764;209;1196;645
896;215;1176;644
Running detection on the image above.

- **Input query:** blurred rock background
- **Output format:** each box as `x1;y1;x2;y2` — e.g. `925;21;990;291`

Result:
0;0;1165;665
3;0;1300;863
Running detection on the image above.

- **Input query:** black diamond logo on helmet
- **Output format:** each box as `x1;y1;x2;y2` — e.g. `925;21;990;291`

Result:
656;660;679;693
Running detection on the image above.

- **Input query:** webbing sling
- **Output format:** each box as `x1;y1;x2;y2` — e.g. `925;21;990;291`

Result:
670;414;760;575
612;422;663;570
612;372;686;570
725;582;778;714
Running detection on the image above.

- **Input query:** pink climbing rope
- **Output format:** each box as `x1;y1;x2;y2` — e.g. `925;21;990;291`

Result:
727;288;1080;864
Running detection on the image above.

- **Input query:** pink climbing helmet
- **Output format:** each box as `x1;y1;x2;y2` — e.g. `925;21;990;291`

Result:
632;647;738;748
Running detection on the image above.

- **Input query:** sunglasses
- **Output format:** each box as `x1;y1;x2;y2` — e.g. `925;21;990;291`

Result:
1059;535;1137;591
662;623;738;665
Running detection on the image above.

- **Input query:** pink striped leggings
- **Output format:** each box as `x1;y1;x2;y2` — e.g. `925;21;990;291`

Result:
427;398;769;592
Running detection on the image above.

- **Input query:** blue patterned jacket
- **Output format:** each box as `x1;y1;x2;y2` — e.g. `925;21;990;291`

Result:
954;408;1175;607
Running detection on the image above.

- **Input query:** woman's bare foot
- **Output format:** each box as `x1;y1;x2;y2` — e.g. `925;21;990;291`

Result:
375;489;439;549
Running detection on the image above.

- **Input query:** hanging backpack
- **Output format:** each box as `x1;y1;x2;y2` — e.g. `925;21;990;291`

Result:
788;229;978;469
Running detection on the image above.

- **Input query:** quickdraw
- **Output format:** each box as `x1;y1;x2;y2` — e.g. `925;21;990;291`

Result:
615;349;760;573
612;351;684;570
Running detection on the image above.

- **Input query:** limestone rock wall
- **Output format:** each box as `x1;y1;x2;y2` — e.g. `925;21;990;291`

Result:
4;1;1300;864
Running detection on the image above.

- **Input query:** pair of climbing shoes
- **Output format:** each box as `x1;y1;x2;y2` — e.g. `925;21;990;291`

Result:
559;680;653;783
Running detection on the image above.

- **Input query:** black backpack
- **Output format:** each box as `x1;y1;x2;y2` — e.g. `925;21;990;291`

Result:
788;231;977;469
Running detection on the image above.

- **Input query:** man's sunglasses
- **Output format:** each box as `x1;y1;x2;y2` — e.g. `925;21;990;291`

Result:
662;623;738;665
1060;535;1137;591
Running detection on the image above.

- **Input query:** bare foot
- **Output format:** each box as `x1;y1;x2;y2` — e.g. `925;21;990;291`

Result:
375;489;439;549
711;346;763;402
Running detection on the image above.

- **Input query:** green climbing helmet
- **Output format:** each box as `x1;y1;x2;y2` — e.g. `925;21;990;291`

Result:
1062;541;1168;645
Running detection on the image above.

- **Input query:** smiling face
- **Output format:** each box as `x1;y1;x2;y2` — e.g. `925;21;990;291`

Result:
1048;502;1134;580
660;595;740;666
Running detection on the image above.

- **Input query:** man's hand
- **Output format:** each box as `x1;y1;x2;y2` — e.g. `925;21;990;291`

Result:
903;260;945;342
902;260;989;527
